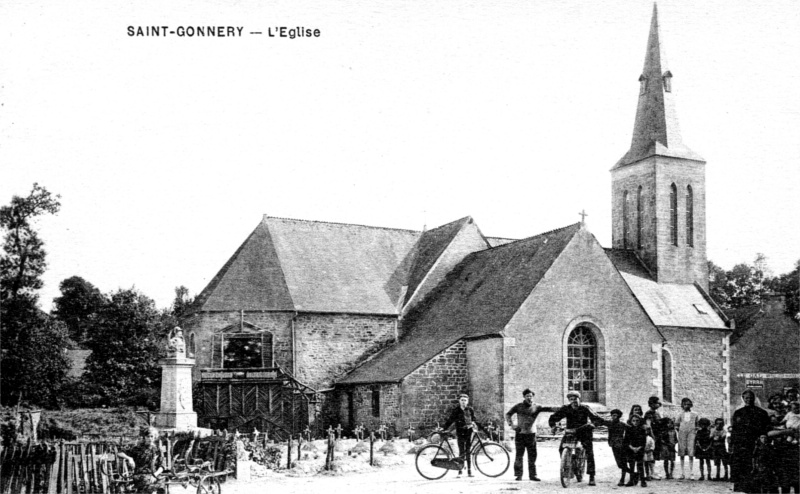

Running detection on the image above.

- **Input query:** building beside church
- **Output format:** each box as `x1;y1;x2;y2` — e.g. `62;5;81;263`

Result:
182;5;733;438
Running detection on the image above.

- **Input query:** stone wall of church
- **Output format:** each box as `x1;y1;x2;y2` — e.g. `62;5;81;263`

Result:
611;157;709;290
335;384;402;436
181;311;295;381
294;313;397;389
399;340;469;437
503;227;663;429
466;338;504;427
661;326;728;420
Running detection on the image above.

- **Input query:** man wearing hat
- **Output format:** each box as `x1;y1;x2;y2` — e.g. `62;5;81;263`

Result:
506;388;543;481
549;390;604;486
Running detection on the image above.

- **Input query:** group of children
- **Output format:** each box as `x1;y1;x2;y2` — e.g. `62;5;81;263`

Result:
606;396;730;488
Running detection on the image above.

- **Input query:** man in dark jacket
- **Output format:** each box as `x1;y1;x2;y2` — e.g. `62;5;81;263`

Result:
506;388;543;481
548;390;603;486
443;393;478;477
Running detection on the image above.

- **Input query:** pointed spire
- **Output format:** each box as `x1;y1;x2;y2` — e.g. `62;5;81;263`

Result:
615;3;703;168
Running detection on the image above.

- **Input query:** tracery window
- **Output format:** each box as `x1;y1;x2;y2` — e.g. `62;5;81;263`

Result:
567;327;597;403
670;183;678;246
211;330;274;369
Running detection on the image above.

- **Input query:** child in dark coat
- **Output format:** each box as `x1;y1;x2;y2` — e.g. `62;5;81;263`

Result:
660;418;677;479
604;409;629;486
624;414;648;487
710;418;728;481
695;417;713;480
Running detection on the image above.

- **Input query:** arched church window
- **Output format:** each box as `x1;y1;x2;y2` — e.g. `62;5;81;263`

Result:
686;185;694;247
662;349;674;403
622;190;629;249
639;74;648;95
669;183;678;246
568;327;597;403
636;186;643;249
188;333;195;357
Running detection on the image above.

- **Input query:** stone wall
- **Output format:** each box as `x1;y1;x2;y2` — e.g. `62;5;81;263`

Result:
611;157;708;289
504;227;663;425
466;338;504;427
294;313;397;389
337;384;402;436
181;311;295;381
399;340;469;437
661;326;728;421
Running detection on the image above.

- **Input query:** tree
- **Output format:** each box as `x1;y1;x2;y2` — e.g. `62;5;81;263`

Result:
707;254;768;310
766;259;800;320
0;184;69;407
0;183;61;303
52;276;107;347
80;288;166;408
170;285;195;320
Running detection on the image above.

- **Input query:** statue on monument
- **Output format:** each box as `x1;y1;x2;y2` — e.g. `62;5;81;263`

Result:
167;326;186;357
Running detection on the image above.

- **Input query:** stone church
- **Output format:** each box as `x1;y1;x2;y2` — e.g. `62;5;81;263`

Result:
182;6;732;438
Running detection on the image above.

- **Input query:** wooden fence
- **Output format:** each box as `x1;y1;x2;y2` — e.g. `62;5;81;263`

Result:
0;435;231;494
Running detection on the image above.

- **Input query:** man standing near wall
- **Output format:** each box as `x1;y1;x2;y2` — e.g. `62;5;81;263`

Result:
506;388;543;481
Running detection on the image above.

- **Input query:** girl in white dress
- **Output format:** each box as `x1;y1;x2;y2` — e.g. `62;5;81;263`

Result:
676;397;699;479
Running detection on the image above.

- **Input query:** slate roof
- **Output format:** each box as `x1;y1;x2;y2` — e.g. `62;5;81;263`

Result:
193;216;420;314
339;223;582;384
403;217;474;306
725;305;764;344
605;249;727;329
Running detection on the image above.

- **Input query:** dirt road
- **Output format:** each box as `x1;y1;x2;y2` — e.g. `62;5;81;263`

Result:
217;441;733;494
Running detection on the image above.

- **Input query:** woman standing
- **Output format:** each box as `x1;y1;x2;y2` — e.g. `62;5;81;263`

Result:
730;389;770;492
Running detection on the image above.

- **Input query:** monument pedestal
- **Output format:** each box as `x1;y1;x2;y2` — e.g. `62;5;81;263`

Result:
152;356;197;430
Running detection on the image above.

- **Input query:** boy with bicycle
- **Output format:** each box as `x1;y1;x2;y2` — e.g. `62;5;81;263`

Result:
548;390;604;486
443;393;480;477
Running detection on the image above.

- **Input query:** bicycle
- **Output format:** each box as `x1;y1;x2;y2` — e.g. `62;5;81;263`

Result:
557;423;594;488
415;426;509;480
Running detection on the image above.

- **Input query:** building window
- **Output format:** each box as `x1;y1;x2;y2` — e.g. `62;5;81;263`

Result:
639;75;648;95
686;185;694;247
636;186;643;249
568;326;597;403
669;183;678;246
662;71;673;92
211;330;274;369
622;190;629;249
188;333;196;357
662;349;674;403
371;387;380;417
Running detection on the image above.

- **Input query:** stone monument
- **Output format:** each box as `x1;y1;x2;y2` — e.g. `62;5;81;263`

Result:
152;326;197;430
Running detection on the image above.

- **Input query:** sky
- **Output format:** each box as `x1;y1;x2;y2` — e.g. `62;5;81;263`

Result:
2;0;798;311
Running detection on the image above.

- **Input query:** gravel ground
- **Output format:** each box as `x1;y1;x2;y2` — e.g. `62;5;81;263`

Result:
200;441;734;494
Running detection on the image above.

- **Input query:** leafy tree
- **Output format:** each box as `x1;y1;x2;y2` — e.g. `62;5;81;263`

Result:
171;285;195;320
766;259;800;320
708;254;768;310
80;288;166;408
0;183;61;303
52;276;107;347
0;184;68;407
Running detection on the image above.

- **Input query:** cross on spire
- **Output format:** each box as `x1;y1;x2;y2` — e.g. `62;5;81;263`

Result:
579;210;589;224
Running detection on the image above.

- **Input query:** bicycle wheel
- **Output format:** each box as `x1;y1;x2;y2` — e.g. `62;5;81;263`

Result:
560;448;573;488
415;444;450;480
574;448;584;483
472;441;509;478
197;475;221;494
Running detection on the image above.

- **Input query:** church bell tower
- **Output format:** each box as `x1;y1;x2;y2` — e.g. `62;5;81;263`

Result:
611;4;709;290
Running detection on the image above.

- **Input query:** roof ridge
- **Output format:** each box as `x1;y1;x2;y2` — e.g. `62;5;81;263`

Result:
421;216;471;234
486;222;582;252
262;215;421;234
